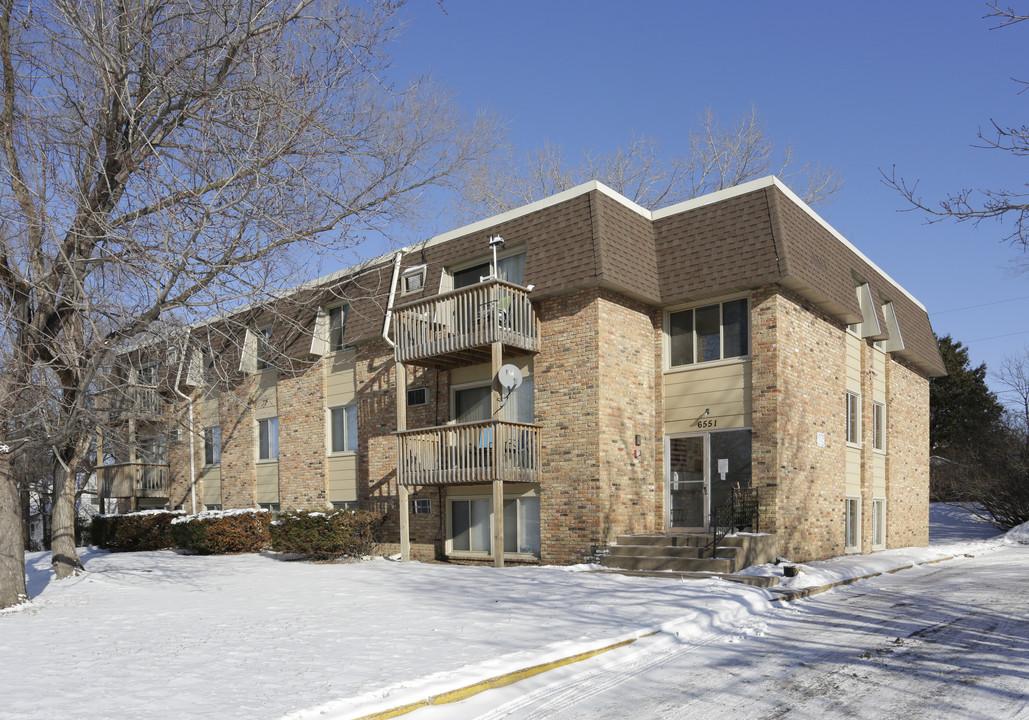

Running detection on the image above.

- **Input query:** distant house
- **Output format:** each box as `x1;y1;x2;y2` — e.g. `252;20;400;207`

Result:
98;177;945;567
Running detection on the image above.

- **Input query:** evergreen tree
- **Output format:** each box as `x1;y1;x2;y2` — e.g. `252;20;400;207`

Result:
930;335;1004;453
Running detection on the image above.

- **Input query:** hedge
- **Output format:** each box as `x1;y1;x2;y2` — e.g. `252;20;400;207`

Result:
91;510;183;552
169;510;272;554
269;509;384;560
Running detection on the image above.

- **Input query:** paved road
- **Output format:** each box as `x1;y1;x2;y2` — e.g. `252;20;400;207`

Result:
415;545;1029;719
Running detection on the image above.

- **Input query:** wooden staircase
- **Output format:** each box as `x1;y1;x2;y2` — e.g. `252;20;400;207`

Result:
599;533;777;574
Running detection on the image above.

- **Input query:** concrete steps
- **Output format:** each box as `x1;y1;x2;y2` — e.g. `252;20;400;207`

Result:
599;532;777;574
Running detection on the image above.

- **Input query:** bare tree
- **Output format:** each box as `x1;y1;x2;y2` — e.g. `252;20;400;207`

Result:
0;0;498;604
884;4;1029;245
458;106;843;219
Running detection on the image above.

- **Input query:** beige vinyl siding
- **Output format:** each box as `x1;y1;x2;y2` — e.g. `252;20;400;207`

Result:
254;369;277;419
846;446;862;496
845;332;862;393
872;453;887;496
326;349;358;501
256;462;278;504
326;348;357;406
664;360;751;434
200;392;219;426
201;466;221;505
450;357;533;388
327;454;358;502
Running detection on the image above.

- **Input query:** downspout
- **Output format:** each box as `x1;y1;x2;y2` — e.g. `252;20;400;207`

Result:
173;353;197;516
381;250;407;349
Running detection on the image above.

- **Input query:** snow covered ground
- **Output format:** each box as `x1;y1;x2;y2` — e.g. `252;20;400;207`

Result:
0;505;1022;720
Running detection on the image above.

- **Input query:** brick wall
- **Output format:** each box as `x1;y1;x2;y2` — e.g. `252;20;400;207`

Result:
886;356;931;547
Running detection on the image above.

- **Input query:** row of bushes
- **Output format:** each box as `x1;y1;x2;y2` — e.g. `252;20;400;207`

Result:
92;508;384;559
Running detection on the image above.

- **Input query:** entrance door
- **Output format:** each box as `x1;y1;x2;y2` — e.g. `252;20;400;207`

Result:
667;435;707;529
667;429;753;531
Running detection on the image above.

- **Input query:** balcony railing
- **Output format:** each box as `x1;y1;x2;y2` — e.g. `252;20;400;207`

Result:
97;462;169;499
97;386;165;422
393;279;540;368
397;419;540;486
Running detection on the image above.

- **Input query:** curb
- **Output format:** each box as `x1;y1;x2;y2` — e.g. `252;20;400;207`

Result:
351;552;972;720
767;554;965;603
352;631;659;720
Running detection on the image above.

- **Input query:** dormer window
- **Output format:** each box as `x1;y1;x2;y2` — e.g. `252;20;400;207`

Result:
401;266;426;294
452;250;525;289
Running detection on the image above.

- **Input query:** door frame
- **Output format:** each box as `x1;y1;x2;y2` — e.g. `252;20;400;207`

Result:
664;431;710;532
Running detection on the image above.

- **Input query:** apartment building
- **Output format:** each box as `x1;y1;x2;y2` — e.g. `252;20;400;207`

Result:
98;176;946;566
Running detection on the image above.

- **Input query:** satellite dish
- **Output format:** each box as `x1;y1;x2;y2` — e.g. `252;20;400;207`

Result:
497;364;523;391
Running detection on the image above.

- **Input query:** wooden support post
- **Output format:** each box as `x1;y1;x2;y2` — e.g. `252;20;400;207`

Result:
96;428;105;515
399;483;411;562
491;341;504;568
493;478;504;568
396;361;410;562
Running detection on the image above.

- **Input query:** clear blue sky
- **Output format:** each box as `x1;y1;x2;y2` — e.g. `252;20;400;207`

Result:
346;1;1029;398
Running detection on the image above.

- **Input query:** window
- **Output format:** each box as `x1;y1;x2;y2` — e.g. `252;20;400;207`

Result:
845;497;861;551
873;402;886;452
453;251;525;289
407;387;428;406
256;325;272;370
448;495;540;556
204;426;221;465
328;305;348;352
258;417;278;460
846;392;861;446
137;362;158;386
329;405;358;453
412;498;432;515
872;499;886;549
453;378;534;425
401;266;426;294
668;299;748;367
453;385;491;423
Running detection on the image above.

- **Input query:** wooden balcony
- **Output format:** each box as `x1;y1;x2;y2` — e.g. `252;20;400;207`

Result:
393;279;540;369
397;420;540;486
98;386;166;423
97;462;169;499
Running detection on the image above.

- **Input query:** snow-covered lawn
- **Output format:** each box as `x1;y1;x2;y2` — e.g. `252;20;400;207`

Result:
0;505;1021;720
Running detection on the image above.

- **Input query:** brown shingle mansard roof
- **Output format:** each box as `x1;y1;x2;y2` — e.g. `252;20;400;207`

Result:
232;176;946;377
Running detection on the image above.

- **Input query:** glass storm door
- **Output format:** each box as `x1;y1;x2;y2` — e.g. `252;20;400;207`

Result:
667;435;707;529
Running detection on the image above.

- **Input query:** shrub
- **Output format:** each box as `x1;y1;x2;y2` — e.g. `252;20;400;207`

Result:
170;509;272;554
270;509;384;560
91;510;183;552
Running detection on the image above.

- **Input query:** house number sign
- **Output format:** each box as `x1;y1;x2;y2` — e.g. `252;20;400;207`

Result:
697;418;718;429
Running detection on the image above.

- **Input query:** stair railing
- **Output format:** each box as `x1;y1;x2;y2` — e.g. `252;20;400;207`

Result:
708;486;760;556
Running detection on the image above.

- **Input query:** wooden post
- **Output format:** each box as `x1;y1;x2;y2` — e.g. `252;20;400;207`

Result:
96;428;105;515
491;340;504;568
396;361;410;562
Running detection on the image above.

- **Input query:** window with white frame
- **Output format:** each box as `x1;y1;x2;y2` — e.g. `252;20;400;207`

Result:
845;497;861;551
407;387;428;407
204;426;221;465
668;298;749;367
412;498;432;515
873;401;886;452
256;325;272;370
329;405;358;453
448;495;540;556
258;417;278;460
401;266;426;294
137;362;158;386
872;498;886;549
846;392;861;446
328;305;348;352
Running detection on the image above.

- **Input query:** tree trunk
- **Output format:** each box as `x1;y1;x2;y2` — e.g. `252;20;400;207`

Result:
51;444;85;579
0;451;28;608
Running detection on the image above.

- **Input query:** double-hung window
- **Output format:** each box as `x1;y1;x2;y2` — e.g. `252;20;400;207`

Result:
204;426;221;465
846;392;861;446
872;401;885;452
329;405;358;453
669;298;748;367
328;305;348;352
256;326;273;370
258;417;278;460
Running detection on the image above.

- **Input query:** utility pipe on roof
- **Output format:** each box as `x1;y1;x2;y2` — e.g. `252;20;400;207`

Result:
382;251;406;349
